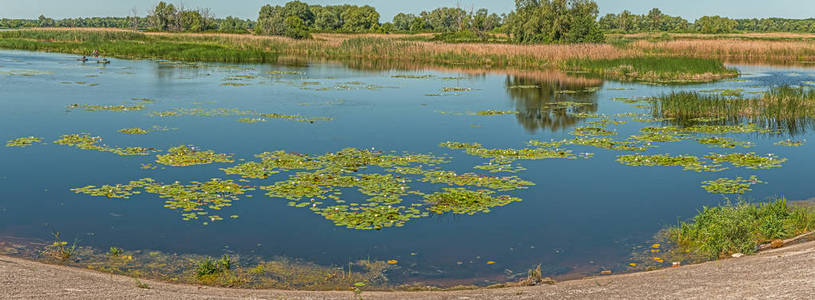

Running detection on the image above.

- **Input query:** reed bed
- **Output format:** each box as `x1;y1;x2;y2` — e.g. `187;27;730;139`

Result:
0;28;736;82
652;86;815;134
632;39;815;64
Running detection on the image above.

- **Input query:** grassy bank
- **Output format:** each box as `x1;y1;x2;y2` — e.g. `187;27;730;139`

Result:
667;197;815;258
0;28;737;83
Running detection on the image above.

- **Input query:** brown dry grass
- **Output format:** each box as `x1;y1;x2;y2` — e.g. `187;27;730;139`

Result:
631;39;815;64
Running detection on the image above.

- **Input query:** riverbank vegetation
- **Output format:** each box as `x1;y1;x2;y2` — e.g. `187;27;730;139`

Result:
0;28;737;83
651;86;815;132
666;197;815;258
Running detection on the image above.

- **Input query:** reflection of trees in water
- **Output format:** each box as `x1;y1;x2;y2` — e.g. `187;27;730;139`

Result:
506;75;602;133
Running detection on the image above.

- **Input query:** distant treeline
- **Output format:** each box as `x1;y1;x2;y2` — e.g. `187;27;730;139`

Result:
600;8;815;34
0;3;256;34
3;1;815;41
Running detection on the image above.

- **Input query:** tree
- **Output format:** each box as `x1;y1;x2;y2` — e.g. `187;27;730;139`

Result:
179;10;203;32
149;2;176;31
392;13;415;31
283;16;310;39
313;6;340;31
508;0;604;44
696;16;737;34
341;5;379;32
37;15;55;27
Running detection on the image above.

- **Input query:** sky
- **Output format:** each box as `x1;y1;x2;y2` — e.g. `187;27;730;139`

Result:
1;0;814;21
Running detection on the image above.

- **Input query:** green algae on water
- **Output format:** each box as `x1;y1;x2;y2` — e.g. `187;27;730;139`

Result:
156;145;234;167
6;136;43;147
701;176;764;194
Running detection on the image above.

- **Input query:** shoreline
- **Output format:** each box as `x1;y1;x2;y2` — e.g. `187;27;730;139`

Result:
3;240;814;299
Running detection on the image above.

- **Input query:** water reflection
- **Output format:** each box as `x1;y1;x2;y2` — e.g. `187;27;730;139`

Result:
505;74;602;133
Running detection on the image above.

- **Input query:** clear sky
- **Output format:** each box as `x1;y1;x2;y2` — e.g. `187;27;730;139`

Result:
1;0;814;21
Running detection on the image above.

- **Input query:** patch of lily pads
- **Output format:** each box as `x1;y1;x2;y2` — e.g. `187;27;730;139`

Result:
155;145;233;167
149;108;331;124
54;133;156;156
701;176;764;194
73;178;253;223
6;136;43;147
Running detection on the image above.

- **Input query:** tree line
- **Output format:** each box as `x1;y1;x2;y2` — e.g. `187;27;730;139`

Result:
600;9;815;34
3;1;815;41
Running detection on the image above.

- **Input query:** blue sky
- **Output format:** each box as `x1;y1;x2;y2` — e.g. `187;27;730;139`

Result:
1;0;814;21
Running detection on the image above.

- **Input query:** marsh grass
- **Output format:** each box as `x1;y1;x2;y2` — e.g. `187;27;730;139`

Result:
667;197;815;258
652;86;815;134
0;29;734;83
566;56;738;83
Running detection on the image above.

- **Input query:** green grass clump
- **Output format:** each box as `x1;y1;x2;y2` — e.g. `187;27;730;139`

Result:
196;255;232;278
667;197;815;258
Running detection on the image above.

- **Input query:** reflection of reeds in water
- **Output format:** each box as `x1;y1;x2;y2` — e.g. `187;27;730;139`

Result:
653;87;815;135
505;74;601;133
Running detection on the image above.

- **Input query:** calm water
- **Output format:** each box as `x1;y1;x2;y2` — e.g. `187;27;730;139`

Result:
1;50;815;285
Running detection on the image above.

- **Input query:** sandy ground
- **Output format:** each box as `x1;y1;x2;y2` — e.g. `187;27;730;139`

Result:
1;240;814;299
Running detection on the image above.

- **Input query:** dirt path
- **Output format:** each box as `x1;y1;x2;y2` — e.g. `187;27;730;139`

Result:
2;241;815;299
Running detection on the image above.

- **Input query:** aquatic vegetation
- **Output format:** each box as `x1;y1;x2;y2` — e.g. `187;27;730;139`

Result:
631;132;687;143
586;119;627;126
6;136;42;147
392;74;433;79
570;127;617;136
118;128;149;135
71;178;155;199
442;87;472;92
69;104;145;112
475;110;517;116
775;139;805;147
118;126;170;135
699;88;744;97
425;188;521;215
420;171;534;192
42;231;78;262
617;154;724;172
651;87;815;132
237;117;266;124
196;255;232;279
156;145;234;167
695;137;753;149
666;197;815;258
54;133;155;156
149;108;329;124
220;82;249;87
440;142;576;167
701;176;764;194
704;152;786;169
313;203;429;230
223;151;323;179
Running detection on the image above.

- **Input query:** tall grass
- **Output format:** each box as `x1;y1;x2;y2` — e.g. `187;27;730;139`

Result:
652;86;815;133
667;197;815;258
0;29;736;83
